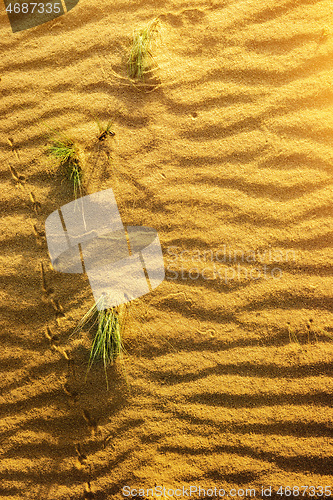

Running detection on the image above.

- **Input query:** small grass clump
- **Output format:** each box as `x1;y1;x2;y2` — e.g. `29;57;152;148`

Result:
72;295;127;389
47;136;83;199
95;118;115;141
128;18;159;80
89;307;122;371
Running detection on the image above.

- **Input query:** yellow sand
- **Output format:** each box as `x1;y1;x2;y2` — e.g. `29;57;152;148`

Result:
0;0;333;498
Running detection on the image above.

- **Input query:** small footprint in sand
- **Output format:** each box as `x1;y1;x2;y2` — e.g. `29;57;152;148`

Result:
63;349;77;379
83;482;95;499
29;191;42;214
32;223;46;246
63;380;79;402
40;262;54;300
8;163;25;186
82;409;99;437
50;297;65;322
44;326;59;347
7;137;20;161
75;442;87;467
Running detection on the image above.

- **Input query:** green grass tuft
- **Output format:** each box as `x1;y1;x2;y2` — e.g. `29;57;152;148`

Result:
72;295;127;389
46;137;83;199
89;307;123;370
47;139;76;164
128;18;159;80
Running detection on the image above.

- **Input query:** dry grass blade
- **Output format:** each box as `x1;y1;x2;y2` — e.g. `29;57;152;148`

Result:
287;322;299;344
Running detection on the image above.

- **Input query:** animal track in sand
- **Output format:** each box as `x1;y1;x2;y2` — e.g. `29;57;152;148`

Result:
40;261;54;300
29;191;42;214
82;409;99;437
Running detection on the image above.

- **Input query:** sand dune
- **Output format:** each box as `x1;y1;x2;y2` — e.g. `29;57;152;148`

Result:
1;0;333;498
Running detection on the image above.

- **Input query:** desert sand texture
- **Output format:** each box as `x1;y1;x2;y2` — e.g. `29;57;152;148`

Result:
1;0;333;498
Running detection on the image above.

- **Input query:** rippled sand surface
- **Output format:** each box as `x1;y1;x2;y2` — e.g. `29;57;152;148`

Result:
1;0;333;498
